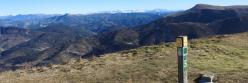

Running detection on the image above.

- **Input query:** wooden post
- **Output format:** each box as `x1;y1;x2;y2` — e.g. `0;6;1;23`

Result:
176;36;188;83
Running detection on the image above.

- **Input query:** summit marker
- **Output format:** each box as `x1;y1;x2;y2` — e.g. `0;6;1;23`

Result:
176;36;188;83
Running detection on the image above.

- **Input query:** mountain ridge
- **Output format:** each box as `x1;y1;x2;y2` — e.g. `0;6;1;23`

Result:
191;4;248;10
1;4;248;70
0;11;172;32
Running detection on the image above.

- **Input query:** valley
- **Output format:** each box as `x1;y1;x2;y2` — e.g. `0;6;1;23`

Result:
1;4;248;71
0;4;248;83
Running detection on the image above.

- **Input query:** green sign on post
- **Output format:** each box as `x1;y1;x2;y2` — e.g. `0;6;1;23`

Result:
176;36;188;83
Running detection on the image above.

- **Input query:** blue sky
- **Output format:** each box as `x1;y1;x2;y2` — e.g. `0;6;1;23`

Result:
0;0;248;16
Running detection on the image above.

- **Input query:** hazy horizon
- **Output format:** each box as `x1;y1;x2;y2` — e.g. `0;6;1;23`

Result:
0;9;175;16
0;0;248;16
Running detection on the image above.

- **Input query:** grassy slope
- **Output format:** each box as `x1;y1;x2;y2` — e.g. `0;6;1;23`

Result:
0;32;248;83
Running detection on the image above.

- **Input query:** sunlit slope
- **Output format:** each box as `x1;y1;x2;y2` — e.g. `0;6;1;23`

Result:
0;32;248;83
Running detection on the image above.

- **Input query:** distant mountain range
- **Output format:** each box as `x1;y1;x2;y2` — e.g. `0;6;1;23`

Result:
0;4;248;71
0;9;172;32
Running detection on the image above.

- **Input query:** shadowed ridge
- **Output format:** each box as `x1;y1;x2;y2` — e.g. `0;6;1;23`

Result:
191;4;248;10
191;4;226;10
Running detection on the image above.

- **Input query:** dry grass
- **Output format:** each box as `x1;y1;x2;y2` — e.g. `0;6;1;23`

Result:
0;32;248;83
